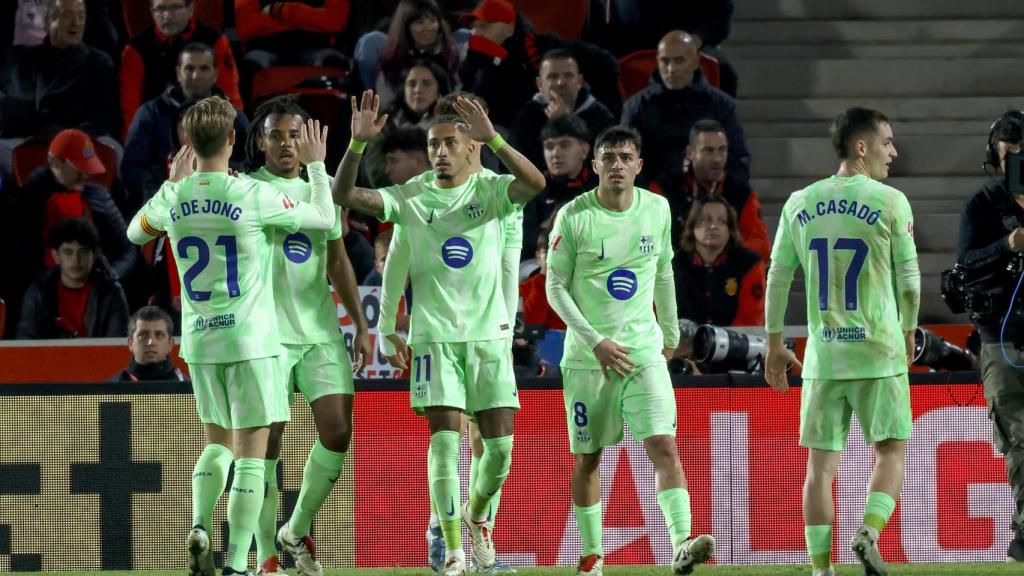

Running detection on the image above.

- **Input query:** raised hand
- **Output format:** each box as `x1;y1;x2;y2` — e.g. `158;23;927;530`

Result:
453;95;498;143
350;90;389;143
295;118;328;165
168;145;196;182
544;91;572;119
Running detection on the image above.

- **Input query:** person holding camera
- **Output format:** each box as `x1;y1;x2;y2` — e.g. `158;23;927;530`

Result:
957;110;1024;560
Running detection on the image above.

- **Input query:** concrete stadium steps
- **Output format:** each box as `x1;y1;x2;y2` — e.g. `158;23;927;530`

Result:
738;97;1024;124
762;213;960;251
742;119;998;138
728;43;1024;61
732;59;1024;99
731;19;1024;44
734;0;1024;21
751;176;986;203
748;136;985;177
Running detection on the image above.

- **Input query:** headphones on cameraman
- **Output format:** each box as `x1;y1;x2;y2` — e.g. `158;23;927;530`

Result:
985;110;1024;171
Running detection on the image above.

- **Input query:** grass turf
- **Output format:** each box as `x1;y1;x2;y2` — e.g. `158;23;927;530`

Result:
7;565;1020;576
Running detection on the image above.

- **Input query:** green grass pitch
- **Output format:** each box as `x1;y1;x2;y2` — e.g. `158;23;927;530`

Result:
7;564;1020;576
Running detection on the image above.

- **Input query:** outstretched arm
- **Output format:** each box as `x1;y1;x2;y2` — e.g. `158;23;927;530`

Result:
332;90;389;219
453;96;545;204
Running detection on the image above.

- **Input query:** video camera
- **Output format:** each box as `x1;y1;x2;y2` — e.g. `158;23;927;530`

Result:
912;327;977;371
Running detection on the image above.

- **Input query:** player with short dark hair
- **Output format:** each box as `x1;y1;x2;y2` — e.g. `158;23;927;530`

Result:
764;107;920;576
335;90;545;576
240;95;372;576
546;125;715;576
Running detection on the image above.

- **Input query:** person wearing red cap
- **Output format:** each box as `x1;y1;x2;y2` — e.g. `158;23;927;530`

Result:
10;129;138;324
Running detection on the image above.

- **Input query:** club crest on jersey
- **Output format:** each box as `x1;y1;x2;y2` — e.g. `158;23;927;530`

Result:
725;277;738;296
283;232;313;264
606;269;638;300
441;236;473;268
466;202;483;219
638;235;654;254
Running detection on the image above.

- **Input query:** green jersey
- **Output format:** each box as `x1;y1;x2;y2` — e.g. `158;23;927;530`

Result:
378;170;516;344
505;203;524;249
135;166;329;363
247;167;343;345
547;188;677;370
771;174;918;379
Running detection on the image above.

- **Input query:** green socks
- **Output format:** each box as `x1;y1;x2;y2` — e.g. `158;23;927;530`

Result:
430;431;462;552
656;488;692;549
805;524;832;569
226;458;265;572
468;436;513;520
574;502;604;556
864;492;896;533
255;459;279;563
288;440;347;537
191;443;232;530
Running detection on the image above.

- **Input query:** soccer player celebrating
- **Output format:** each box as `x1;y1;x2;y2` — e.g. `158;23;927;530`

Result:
238;95;373;576
377;91;522;574
127;96;337;576
335;90;544;576
545;126;715;576
763;107;921;576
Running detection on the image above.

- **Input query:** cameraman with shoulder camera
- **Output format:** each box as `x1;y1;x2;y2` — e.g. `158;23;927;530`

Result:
958;110;1024;560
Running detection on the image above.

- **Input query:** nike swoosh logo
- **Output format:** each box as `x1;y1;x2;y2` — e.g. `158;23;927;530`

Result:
447;497;456;517
597;240;605;260
426;209;435;224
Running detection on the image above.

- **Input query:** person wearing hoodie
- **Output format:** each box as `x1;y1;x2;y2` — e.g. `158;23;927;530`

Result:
622;30;749;187
122;42;249;205
509;48;614;173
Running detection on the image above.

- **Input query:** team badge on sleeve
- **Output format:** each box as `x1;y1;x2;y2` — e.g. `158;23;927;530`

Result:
551;235;562;251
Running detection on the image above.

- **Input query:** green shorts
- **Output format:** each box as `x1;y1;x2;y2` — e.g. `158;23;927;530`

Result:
190;357;289;429
282;340;354;406
409;339;519;415
800;373;912;451
562;362;677;454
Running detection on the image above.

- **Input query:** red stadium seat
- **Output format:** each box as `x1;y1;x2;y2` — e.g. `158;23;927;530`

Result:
618;50;721;102
123;0;225;38
250;66;349;106
510;0;588;39
12;138;119;190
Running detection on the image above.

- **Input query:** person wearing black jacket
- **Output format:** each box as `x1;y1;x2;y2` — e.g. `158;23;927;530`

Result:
508;48;615;173
0;0;119;140
957;110;1024;561
109;306;186;382
621;30;749;187
17;218;129;339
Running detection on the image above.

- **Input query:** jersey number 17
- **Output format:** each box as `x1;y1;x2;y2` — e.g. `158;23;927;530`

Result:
809;237;868;311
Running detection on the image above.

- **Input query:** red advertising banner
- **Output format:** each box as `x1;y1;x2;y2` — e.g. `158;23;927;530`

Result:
353;382;1009;567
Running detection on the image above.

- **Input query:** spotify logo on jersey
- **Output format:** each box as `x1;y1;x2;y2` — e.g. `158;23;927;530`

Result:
283;232;313;263
441;237;473;268
606;269;638;300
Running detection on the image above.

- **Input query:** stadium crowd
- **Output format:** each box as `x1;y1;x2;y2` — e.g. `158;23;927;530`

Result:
0;0;762;348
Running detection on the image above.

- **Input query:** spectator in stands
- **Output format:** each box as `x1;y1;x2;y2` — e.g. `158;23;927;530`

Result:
122;43;250;206
509;48;615;172
584;0;738;97
235;0;350;90
120;0;242;137
381;126;429;186
519;230;566;331
657;119;770;262
622;30;749;187
14;129;138;288
360;0;463;109
362;227;392;286
109;305;186;382
343;208;376;283
17;218;129;339
673;196;764;327
0;0;119;143
521;116;597;259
